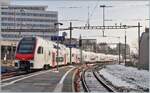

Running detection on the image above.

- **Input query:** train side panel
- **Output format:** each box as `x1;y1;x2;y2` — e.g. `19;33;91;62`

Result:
34;37;47;69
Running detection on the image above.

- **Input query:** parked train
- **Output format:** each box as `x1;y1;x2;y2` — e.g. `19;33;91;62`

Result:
14;36;120;71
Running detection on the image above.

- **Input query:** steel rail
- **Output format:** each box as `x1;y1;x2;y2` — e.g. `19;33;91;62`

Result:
81;64;116;92
93;70;116;92
80;69;90;92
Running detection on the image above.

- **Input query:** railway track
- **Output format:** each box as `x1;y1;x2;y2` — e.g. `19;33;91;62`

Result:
93;69;116;92
1;69;43;80
1;65;78;92
1;64;73;80
1;71;17;79
81;65;116;92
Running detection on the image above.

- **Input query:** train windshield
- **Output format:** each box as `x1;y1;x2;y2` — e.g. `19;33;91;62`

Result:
17;37;36;54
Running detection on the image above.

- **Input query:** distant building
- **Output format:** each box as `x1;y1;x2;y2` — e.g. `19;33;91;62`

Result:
63;38;79;47
96;43;109;53
1;5;58;41
116;43;130;59
139;28;149;70
82;39;97;52
63;38;97;52
0;4;58;62
1;40;17;60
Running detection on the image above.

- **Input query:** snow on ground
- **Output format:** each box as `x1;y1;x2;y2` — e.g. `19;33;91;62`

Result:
100;69;136;89
99;64;149;91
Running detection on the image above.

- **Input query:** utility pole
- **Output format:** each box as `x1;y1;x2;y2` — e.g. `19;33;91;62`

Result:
87;6;90;29
100;5;105;37
69;22;72;64
124;30;127;65
79;35;82;64
56;37;59;71
100;5;112;37
138;22;141;65
118;37;121;64
11;43;14;66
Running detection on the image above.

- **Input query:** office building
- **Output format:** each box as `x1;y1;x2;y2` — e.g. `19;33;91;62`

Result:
1;5;58;40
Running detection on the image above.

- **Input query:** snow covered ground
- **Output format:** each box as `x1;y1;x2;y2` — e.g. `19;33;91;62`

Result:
99;64;149;92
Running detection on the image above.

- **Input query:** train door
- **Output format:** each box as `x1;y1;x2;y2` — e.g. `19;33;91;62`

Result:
44;48;47;64
35;46;44;68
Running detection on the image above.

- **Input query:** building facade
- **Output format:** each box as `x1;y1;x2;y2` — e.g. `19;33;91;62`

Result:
63;38;97;52
1;5;58;40
0;4;58;63
0;0;10;5
82;39;97;52
63;38;78;46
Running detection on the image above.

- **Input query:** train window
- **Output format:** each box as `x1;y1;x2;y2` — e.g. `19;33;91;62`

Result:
17;37;36;54
53;44;60;49
37;46;43;54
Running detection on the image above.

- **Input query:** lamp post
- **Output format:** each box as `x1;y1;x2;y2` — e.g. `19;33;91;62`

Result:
61;32;67;44
69;22;73;64
54;22;63;71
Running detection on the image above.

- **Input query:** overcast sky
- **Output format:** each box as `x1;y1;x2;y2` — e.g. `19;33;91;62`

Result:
11;0;149;51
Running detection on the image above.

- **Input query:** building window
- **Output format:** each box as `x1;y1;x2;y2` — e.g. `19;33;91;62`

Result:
2;11;57;17
2;17;57;23
2;23;15;26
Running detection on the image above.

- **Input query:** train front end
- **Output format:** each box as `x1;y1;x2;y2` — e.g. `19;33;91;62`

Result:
15;37;36;71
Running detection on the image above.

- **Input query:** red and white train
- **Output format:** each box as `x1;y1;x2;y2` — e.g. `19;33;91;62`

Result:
15;36;121;70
